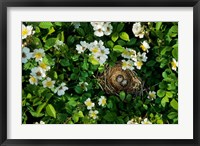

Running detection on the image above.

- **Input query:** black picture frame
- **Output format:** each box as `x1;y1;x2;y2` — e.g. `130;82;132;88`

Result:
0;0;199;145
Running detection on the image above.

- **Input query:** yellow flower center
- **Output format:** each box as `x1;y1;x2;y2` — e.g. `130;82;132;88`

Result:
136;61;143;67
34;52;42;59
140;45;147;51
122;62;128;67
101;98;106;105
171;61;177;69
149;93;155;98
46;81;53;87
22;28;28;36
92;48;99;53
122;50;130;56
85;101;92;107
91;112;96;118
40;62;47;70
30;76;37;83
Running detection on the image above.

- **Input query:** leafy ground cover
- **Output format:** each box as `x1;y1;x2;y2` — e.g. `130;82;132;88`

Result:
22;22;178;124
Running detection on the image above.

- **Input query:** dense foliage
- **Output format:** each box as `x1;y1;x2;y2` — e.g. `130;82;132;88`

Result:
22;22;178;124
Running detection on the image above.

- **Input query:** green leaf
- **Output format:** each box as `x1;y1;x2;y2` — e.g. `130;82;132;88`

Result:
30;111;44;118
116;23;125;32
75;86;83;94
44;38;57;50
167;112;178;119
127;38;137;46
77;28;85;36
67;35;75;46
68;100;77;107
48;27;55;35
72;114;79;123
166;92;173;98
57;31;65;42
119;91;126;101
103;111;117;122
107;40;114;48
146;60;156;67
98;65;105;73
170;99;178;110
54;22;62;26
119;32;130;41
113;45;125;52
156;22;162;30
157;89;166;97
72;111;84;123
36;103;46;114
172;46;178;60
46;104;56;118
39;22;53;29
53;71;58;79
117;40;126;46
111;33;119;42
78;111;84;117
60;59;70;67
168;25;178;37
160;46;172;55
82;58;89;70
57;113;67;122
161;96;169;107
70;73;77;80
107;100;113;109
43;55;55;66
29;36;43;48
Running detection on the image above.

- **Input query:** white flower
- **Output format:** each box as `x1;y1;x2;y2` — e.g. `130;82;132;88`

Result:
30;67;46;80
39;61;50;72
22;47;32;63
76;41;89;54
29;75;38;85
91;22;104;27
42;77;55;89
122;60;134;71
35;121;45;124
91;22;113;37
171;58;178;71
93;24;104;37
122;48;137;60
54;40;64;50
102;22;113;36
140;40;150;52
32;48;45;62
79;82;89;91
89;46;101;55
147;91;156;100
72;22;80;28
127;119;134;124
132;22;144;38
141;118;152;124
127;119;139;124
137;52;148;62
54;82;69;96
95;46;110;65
89;110;99;119
84;98;95;110
22;24;33;39
134;61;143;70
98;96;107;106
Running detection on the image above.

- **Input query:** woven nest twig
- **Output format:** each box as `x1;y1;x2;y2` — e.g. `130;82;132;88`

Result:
98;62;142;96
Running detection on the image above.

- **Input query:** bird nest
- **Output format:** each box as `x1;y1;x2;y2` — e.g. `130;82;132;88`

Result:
98;62;142;95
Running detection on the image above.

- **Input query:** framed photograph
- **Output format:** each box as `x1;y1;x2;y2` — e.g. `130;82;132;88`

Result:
0;0;199;145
